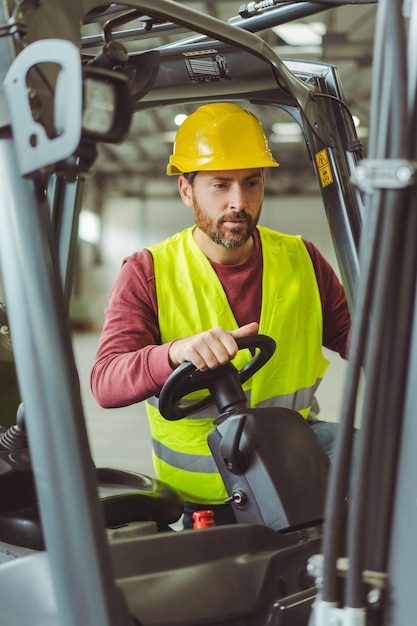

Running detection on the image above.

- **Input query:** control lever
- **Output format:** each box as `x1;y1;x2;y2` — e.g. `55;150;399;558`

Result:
0;403;27;451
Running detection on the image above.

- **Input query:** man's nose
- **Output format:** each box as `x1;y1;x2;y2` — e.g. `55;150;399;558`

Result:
229;184;247;210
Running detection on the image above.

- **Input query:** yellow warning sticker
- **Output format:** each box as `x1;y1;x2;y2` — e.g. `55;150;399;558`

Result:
315;149;334;188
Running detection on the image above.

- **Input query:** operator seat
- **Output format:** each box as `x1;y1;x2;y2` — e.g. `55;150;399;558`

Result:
0;418;183;550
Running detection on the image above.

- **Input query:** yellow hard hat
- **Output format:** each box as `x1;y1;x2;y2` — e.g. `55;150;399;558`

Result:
167;103;279;175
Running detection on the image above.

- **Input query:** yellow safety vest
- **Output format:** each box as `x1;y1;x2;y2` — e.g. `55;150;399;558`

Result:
145;226;329;504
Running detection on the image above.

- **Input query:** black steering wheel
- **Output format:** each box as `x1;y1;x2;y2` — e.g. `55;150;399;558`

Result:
158;334;276;421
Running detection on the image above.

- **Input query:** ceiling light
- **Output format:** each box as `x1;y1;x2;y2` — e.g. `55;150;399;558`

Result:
270;122;303;143
79;209;101;244
273;22;326;47
155;131;177;142
356;126;369;139
174;114;188;126
271;122;302;135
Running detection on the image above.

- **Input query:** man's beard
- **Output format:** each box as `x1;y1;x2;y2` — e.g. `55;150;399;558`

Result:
193;194;260;249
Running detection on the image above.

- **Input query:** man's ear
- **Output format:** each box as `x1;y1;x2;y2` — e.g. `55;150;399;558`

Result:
178;175;194;208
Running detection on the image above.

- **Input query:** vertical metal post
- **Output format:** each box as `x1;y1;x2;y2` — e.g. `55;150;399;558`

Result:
48;175;85;304
0;139;135;626
0;2;134;622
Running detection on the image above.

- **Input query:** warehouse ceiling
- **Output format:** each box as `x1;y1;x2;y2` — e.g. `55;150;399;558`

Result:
81;1;377;197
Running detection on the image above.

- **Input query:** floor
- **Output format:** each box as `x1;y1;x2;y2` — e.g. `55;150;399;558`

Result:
73;332;348;480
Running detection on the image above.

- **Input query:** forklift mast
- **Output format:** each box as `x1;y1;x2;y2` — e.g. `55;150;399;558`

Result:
0;1;415;625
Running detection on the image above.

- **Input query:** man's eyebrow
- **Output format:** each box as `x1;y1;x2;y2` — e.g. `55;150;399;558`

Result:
209;173;263;182
243;173;263;181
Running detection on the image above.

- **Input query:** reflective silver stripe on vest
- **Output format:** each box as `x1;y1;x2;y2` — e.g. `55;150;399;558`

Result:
255;378;323;411
148;379;322;419
152;438;218;473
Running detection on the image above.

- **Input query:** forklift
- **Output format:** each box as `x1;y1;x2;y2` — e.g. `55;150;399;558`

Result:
0;1;414;625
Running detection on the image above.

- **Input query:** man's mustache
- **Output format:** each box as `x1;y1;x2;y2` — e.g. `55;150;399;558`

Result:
220;210;250;222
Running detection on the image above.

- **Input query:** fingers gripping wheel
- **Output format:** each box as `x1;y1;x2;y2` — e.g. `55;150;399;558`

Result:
158;334;276;421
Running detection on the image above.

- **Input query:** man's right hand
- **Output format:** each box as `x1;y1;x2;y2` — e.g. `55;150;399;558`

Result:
168;321;259;371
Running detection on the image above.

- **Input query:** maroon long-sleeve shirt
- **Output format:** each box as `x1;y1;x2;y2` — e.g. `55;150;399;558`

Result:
91;230;351;408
